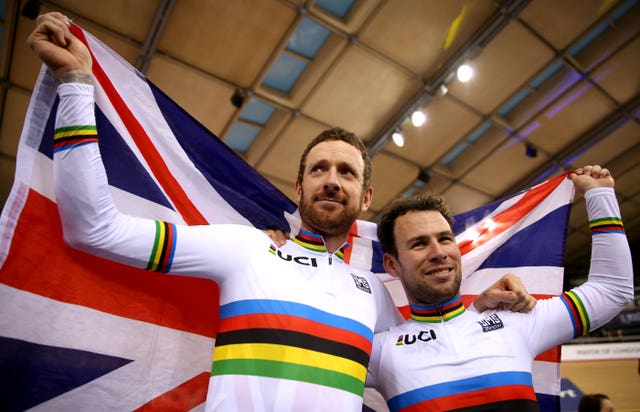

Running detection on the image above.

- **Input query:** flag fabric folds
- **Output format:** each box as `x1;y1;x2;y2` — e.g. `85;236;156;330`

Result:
0;25;572;411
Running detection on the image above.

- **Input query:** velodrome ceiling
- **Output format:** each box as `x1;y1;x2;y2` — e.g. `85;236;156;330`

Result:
0;0;638;288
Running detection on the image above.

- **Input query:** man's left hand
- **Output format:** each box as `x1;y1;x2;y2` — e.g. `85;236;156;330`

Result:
473;273;536;313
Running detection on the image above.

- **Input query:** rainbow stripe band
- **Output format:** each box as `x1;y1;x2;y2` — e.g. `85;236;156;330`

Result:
146;220;176;273
560;290;590;338
54;125;98;152
292;229;348;261
589;217;624;235
388;371;536;412
211;358;365;396
409;296;465;323
213;299;373;396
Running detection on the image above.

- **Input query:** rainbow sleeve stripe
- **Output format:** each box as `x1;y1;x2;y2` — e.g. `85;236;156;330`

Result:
54;125;99;153
560;290;590;338
213;299;374;397
146;221;177;273
589;217;624;235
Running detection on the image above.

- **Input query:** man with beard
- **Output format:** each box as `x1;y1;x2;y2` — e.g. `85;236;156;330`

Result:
28;12;536;411
368;165;634;412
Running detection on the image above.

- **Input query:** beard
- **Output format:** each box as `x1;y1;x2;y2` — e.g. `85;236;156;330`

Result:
298;187;362;237
407;272;462;305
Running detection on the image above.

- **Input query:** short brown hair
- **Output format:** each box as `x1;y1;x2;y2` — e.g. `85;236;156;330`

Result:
578;394;610;412
377;194;453;257
297;127;372;190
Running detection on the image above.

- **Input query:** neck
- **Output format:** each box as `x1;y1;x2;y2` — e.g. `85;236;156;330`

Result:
299;223;349;254
323;234;349;254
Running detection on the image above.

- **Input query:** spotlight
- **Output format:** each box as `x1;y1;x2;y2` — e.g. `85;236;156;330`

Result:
439;83;448;96
230;88;247;108
411;110;426;127
21;0;40;19
525;143;537;158
417;168;431;184
392;131;404;147
456;64;473;83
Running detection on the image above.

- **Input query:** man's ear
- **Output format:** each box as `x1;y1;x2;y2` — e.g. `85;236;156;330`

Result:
361;186;373;212
294;180;302;203
382;253;400;278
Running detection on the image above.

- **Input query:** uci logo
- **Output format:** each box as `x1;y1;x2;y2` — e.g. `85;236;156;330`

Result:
274;249;318;267
395;330;437;346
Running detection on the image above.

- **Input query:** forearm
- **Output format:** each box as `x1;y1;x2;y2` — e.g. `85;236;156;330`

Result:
55;82;112;247
571;187;634;330
58;72;93;84
53;84;251;278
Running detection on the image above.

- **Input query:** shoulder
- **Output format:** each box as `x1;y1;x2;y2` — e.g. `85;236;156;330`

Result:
189;223;273;247
374;321;410;340
207;223;266;236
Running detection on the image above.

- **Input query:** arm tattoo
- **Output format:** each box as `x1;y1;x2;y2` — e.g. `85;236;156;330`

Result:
57;73;93;84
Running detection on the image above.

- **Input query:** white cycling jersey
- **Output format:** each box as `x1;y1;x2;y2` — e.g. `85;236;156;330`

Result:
367;188;633;412
53;83;402;411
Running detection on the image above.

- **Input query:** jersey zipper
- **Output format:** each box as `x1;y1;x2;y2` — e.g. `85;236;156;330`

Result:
437;303;457;358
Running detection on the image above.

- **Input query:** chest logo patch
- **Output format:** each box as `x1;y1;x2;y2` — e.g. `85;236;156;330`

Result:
269;245;319;267
478;313;504;332
396;330;437;345
350;273;371;294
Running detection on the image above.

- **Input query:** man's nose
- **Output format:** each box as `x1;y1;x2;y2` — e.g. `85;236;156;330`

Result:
429;241;447;261
323;168;340;192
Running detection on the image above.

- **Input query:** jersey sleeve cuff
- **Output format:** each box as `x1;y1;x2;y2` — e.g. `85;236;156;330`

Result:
584;187;623;235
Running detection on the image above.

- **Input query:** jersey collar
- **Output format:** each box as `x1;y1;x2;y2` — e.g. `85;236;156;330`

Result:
292;229;349;261
409;295;465;323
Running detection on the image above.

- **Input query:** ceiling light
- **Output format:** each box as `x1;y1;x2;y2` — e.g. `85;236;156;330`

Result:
230;88;247;108
457;64;473;83
417;168;431;184
392;131;404;147
439;83;448;96
411;110;426;127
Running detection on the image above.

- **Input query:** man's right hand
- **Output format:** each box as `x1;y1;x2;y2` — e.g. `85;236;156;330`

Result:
569;165;614;196
27;12;92;81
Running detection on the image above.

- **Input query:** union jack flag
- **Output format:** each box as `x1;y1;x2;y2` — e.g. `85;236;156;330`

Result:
0;25;572;411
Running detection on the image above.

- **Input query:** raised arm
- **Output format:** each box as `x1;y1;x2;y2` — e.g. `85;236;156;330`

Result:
529;165;633;351
564;165;634;327
27;13;262;279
